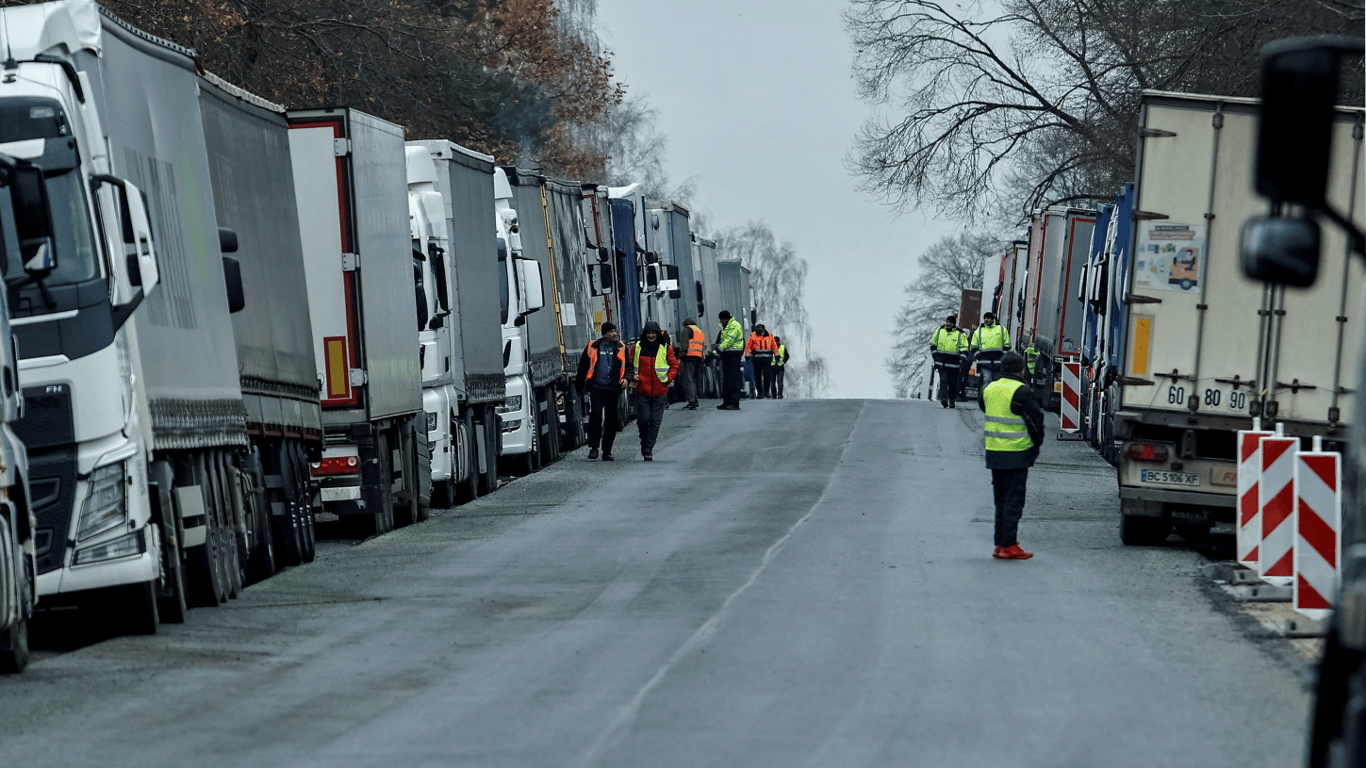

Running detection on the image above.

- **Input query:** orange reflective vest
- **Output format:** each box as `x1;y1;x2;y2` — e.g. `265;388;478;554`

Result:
685;323;706;358
583;340;626;386
746;333;778;355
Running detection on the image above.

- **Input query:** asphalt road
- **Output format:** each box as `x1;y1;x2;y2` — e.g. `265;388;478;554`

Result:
0;399;1313;767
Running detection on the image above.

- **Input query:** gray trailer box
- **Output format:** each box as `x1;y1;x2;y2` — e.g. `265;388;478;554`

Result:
414;140;506;406
199;76;321;443
717;259;750;334
288;108;420;423
84;15;247;451
502;167;562;386
544;178;593;366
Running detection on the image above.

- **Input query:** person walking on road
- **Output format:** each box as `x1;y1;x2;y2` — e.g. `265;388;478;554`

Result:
930;315;969;408
971;312;1012;388
746;323;779;398
979;351;1044;560
680;318;705;409
771;336;788;399
715;310;745;410
628;321;678;461
576;322;626;461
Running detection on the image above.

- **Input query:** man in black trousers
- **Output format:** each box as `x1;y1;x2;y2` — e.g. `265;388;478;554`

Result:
576;323;626;460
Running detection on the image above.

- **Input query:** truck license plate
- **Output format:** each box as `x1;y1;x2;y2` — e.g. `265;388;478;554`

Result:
1140;470;1201;487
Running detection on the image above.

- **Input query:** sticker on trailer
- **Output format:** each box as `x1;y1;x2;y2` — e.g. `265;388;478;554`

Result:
1134;223;1205;293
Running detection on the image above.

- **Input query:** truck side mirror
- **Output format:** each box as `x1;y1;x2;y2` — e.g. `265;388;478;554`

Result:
222;256;246;312
641;263;659;294
1254;40;1349;208
1240;216;1321;287
664;264;681;299
590;263;613;296
10;164;56;275
597;246;609;263
517;256;544;313
94;175;160;295
218;227;238;254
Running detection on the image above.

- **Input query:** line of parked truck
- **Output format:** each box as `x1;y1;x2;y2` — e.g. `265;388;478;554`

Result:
978;88;1364;548
0;0;761;673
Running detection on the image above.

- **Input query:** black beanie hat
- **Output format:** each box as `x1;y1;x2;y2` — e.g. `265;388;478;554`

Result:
1001;351;1027;375
601;322;617;334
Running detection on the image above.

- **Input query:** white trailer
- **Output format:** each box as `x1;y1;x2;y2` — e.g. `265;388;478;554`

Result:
1112;90;1365;544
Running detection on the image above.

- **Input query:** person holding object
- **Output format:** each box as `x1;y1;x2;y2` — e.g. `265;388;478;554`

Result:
575;322;626;461
930;315;969;408
627;321;678;461
715;310;745;410
971;312;1011;388
680;317;705;409
979;351;1043;560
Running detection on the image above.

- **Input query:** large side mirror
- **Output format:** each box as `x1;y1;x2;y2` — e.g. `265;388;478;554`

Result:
218;227;238;254
664;264;681;299
10;165;55;275
589;263;613;296
222;256;246;312
94;174;160;295
597;246;610;263
1240;216;1321;287
517;256;544;313
1254;39;1359;207
641;262;660;294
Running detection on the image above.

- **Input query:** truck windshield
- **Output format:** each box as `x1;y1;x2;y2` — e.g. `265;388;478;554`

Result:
44;168;99;284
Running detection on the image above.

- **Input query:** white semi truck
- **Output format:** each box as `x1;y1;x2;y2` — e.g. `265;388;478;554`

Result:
494;168;546;475
1107;90;1364;545
410;141;506;504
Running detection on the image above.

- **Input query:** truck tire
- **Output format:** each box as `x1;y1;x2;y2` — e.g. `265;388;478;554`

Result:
479;406;499;495
0;616;29;673
111;580;160;636
300;501;316;563
1120;513;1171;546
457;409;479;504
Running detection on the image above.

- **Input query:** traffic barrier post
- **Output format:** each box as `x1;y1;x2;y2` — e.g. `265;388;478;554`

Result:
1293;436;1341;620
1236;419;1274;569
1258;426;1298;587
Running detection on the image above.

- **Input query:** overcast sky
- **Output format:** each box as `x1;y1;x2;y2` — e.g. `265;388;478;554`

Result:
596;0;958;399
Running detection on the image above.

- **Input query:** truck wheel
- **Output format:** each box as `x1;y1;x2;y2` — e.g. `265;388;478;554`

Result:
0;616;29;673
1120;514;1171;546
457;409;479;504
158;538;189;624
301;502;316;563
117;580;160;636
189;522;228;606
479;407;499;494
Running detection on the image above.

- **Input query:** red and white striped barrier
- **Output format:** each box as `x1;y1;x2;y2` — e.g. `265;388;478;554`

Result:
1294;436;1341;620
1060;361;1081;433
1259;429;1298;587
1236;423;1273;569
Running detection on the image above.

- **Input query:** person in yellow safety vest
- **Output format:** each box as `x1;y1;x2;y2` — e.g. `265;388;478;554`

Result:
771;336;788;399
978;351;1044;560
680;318;706;410
1024;344;1039;378
930;315;969;408
970;311;1012;388
715;310;745;410
627;321;679;461
575;322;626;460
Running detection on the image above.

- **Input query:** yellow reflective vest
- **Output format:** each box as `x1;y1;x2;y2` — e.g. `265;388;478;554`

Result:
972;324;1010;351
983;378;1033;453
634;342;670;384
931;327;968;353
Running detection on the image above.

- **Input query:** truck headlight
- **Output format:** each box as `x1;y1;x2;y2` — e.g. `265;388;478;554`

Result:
76;462;127;542
73;530;145;565
426;411;438;432
498;395;522;414
500;419;522;433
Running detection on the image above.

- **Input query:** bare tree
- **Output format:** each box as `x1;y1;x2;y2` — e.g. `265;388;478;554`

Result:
846;0;1364;221
715;222;830;398
885;233;991;398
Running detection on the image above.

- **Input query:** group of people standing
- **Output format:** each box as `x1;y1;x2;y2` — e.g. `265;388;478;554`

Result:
575;311;790;462
929;311;1014;408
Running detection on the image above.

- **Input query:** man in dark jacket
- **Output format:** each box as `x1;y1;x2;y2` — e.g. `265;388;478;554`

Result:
978;351;1044;560
576;323;625;460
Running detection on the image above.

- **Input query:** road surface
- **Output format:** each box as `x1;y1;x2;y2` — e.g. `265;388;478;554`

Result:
0;399;1312;767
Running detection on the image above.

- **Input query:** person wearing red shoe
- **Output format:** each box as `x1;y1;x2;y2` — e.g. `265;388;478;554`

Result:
979;351;1043;560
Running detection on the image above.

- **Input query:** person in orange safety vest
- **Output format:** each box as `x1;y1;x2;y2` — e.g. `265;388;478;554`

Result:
679;318;706;409
745;323;779;399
